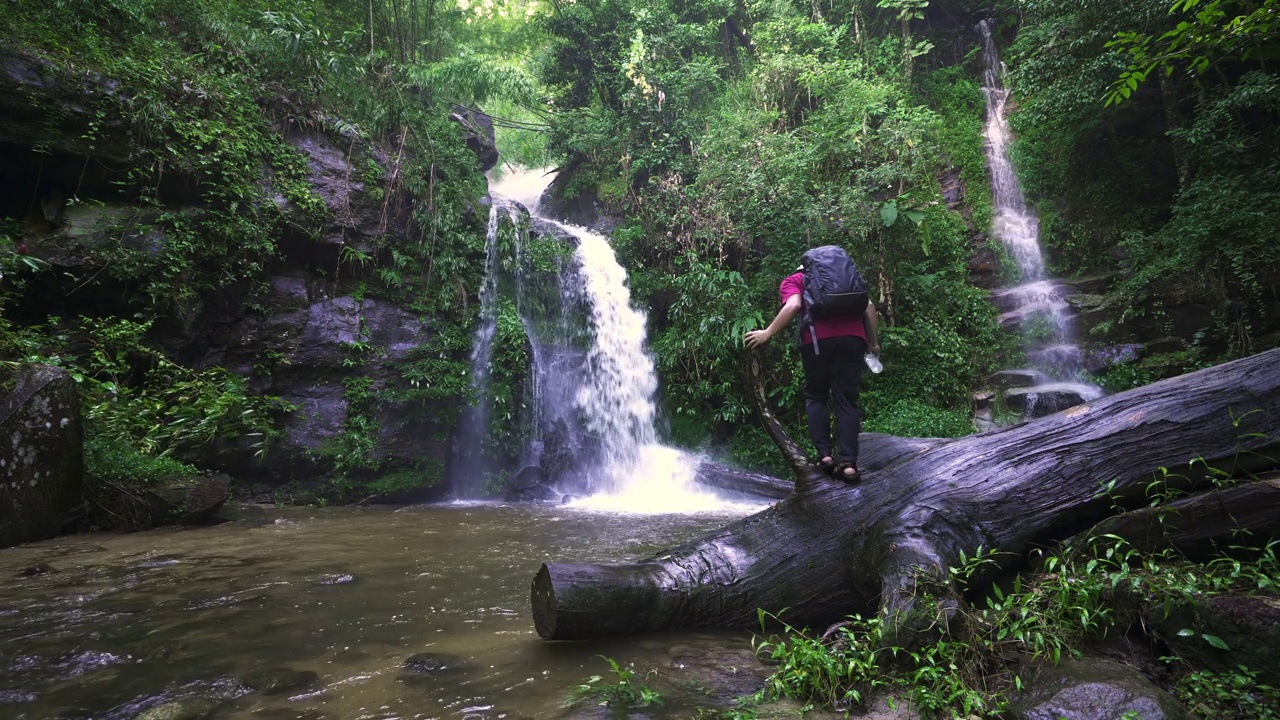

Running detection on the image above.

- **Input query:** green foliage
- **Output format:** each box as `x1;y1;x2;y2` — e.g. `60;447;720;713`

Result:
750;533;1280;717
573;656;663;708
535;0;1015;464
368;461;445;495
1106;0;1280;106
1174;666;1280;720
85;434;200;485
484;298;532;466
752;605;1005;717
1004;0;1279;352
8;316;284;458
0;315;282;490
861;399;973;438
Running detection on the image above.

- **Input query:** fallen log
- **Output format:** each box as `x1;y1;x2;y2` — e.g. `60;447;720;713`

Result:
530;348;1280;640
1084;472;1280;560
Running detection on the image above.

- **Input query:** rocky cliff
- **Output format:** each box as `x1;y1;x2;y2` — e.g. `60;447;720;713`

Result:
0;45;497;501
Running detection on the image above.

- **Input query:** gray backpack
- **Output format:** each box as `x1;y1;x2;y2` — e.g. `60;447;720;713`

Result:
800;246;869;351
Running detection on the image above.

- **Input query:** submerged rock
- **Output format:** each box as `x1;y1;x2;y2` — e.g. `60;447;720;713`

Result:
401;652;463;675
315;573;356;586
0;364;84;548
134;697;222;720
241;668;319;696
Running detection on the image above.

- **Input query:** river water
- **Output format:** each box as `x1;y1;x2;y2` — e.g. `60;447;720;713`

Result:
0;503;769;719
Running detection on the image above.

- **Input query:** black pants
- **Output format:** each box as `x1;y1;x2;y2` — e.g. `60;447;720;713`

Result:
800;335;867;465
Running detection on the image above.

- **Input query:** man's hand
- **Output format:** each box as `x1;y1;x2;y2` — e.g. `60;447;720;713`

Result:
744;329;772;349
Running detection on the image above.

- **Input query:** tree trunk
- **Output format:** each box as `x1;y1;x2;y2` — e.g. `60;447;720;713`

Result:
530;349;1280;640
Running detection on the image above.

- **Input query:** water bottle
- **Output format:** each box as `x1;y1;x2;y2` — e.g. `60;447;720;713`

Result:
864;353;883;374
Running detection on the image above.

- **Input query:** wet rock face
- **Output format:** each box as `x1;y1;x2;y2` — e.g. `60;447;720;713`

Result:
191;294;452;487
449;105;499;173
0;365;84;549
0;49;139;165
277;131;417;267
1009;658;1190;720
539;169;622;234
0;50;475;496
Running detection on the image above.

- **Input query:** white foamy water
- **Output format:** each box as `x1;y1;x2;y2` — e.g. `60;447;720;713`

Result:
565;445;766;514
979;20;1102;400
483;167;758;513
489;166;557;210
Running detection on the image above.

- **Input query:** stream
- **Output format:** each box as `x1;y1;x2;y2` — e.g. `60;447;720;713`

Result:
0;502;770;719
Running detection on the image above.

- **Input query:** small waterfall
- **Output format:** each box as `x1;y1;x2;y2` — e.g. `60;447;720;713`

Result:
978;19;1103;413
458;168;751;513
570;229;659;482
452;199;516;497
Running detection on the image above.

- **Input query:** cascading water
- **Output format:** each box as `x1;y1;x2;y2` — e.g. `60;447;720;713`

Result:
978;19;1103;414
451;199;514;497
460;168;753;513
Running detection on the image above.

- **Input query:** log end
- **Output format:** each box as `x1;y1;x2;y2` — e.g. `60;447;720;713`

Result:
531;563;558;640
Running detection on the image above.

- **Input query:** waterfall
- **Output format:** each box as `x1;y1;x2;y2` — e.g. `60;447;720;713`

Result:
451;199;516;497
978;19;1103;412
458;167;751;513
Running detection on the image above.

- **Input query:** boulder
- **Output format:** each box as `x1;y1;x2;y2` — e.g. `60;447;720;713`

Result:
539;168;622;233
504;466;561;503
89;475;230;531
0;364;84;548
1003;384;1090;417
1008;657;1190;720
989;369;1045;389
967;245;998;290
1085;343;1144;373
449;105;499;173
145;476;231;525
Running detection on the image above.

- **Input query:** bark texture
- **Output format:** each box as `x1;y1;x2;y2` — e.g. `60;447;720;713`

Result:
530;349;1280;640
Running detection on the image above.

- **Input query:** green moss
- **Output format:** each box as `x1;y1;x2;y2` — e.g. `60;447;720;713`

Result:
86;434;200;486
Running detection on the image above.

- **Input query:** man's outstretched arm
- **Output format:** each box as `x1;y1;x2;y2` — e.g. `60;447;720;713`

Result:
744;294;802;349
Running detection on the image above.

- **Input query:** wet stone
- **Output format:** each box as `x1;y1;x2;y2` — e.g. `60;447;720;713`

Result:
134;697;222;720
0;689;38;704
667;646;770;703
241;668;319;696
19;562;55;576
1008;657;1189;720
315;573;355;585
402;652;462;675
989;369;1045;389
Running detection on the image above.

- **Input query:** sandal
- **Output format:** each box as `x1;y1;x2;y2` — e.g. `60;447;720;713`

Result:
835;463;861;484
815;456;836;475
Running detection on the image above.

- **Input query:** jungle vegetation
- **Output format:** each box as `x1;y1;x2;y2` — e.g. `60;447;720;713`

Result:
0;0;1277;486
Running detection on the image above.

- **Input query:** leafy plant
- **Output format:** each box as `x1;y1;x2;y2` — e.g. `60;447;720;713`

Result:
1173;665;1280;720
573;656;663;708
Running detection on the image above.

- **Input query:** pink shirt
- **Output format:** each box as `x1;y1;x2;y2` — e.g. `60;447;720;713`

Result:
781;272;867;345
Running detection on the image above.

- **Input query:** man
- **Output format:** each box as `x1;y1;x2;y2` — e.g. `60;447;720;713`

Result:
744;258;880;482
